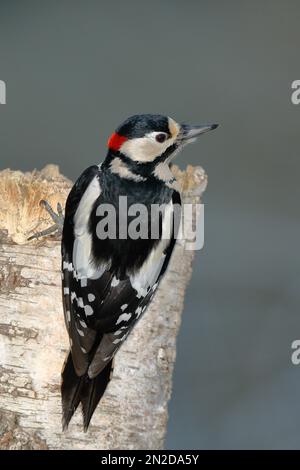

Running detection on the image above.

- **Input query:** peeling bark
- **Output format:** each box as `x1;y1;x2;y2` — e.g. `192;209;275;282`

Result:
0;164;207;450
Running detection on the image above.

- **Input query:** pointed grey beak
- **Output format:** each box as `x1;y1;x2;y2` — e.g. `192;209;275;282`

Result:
179;123;218;143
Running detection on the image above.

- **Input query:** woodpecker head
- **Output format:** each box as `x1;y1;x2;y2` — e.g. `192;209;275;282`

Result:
105;114;218;184
107;114;218;165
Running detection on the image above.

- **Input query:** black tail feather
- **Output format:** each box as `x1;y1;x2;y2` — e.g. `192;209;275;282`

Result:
61;353;113;431
61;353;85;430
81;360;113;431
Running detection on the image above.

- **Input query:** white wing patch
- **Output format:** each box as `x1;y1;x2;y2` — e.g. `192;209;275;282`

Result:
111;276;120;287
72;175;108;279
135;306;142;318
116;312;132;324
84;304;94;316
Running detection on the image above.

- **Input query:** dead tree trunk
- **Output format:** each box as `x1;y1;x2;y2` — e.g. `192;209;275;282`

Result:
0;164;207;450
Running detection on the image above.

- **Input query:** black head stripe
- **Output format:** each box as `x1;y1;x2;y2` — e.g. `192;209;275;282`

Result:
105;142;178;178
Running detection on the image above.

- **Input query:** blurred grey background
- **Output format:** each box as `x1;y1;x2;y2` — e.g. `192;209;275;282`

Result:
1;0;299;449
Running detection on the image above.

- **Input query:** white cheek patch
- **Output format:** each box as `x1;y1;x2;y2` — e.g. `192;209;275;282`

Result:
120;133;175;163
120;137;161;162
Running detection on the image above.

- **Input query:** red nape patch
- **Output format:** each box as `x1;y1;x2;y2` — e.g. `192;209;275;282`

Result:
107;132;128;151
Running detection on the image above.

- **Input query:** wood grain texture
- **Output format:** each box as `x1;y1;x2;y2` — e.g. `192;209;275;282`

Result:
0;164;207;450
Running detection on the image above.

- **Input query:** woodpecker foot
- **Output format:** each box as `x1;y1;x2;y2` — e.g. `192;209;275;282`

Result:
28;199;64;241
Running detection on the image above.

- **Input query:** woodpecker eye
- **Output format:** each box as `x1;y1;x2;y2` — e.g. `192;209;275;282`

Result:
155;133;167;143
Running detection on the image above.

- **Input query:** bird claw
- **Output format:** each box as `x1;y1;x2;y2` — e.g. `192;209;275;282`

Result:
28;200;64;241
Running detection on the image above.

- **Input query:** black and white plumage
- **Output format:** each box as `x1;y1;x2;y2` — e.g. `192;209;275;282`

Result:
61;114;218;430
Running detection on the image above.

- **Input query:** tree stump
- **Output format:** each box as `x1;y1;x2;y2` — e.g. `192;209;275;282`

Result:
0;163;207;450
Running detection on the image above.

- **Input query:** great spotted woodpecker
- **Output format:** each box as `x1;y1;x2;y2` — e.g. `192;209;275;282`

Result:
31;114;217;430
